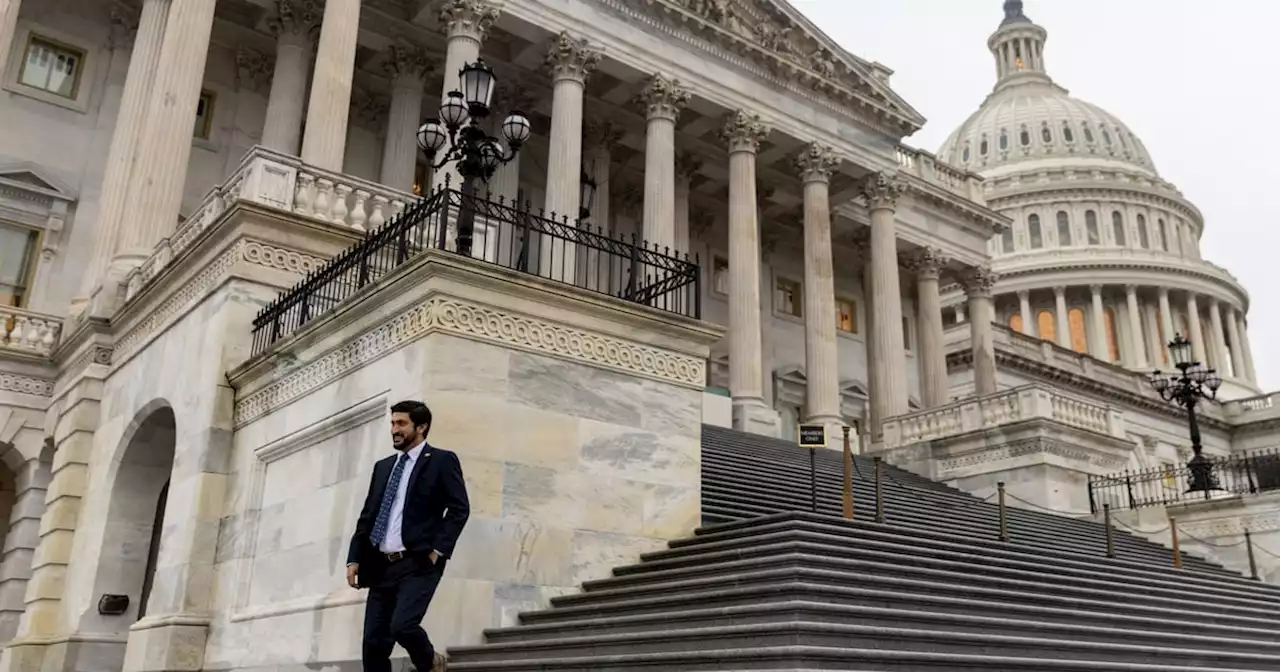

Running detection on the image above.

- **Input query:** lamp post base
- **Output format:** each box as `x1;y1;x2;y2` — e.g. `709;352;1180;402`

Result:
1186;453;1220;494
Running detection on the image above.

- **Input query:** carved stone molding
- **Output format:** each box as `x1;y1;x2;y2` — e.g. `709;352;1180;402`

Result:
861;170;905;210
636;74;690;123
382;44;433;84
720;109;769;154
958;265;998;298
109;1;140;49
904;247;950;281
58;343;114;384
544;31;601;85
583;118;626;148
675;150;704;182
268;0;321;42
236;46;273;93
0;372;54;397
689;209;715;240
794;142;839;184
1181;513;1280;539
440;0;502;42
233;296;708;426
938;435;1130;474
349;87;390;130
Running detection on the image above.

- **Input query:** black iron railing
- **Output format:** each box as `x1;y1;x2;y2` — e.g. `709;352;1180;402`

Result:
250;186;701;355
1088;448;1280;513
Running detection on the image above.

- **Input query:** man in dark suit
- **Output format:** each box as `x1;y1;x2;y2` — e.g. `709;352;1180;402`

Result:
347;400;470;672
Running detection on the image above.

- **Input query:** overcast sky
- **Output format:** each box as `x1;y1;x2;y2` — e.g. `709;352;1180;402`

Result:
793;0;1280;392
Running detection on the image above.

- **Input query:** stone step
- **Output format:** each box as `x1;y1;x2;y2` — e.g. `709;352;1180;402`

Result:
447;621;1280;669
621;529;1278;606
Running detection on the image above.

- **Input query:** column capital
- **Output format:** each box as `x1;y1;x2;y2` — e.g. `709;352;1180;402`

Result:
1089;284;1104;294
903;247;949;281
545;31;601;84
440;0;502;43
584;118;625;147
637;74;690;122
1207;296;1221;309
268;0;321;41
720;109;770;154
382;44;433;86
794;142;840;184
1053;285;1066;297
235;46;273;93
496;82;539;116
1158;286;1170;298
350;86;390;130
1124;283;1138;294
1016;289;1029;300
109;1;140;49
959;266;998;298
861;171;905;210
675;149;704;182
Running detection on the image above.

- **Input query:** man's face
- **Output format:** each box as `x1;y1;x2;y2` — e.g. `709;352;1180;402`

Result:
390;412;420;450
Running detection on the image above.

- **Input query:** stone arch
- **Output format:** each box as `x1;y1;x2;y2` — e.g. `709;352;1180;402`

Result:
79;402;176;632
0;415;54;643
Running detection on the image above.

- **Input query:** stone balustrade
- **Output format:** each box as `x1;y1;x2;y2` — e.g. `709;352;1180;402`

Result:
1;306;62;356
895;144;986;204
124;146;415;302
881;383;1124;449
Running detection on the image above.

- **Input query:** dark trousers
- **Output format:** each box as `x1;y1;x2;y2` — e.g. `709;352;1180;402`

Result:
362;554;446;672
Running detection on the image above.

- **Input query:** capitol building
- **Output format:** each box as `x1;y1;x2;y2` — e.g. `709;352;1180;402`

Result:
0;0;1276;670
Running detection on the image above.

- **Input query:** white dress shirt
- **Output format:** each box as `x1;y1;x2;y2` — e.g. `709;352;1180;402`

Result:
377;441;425;554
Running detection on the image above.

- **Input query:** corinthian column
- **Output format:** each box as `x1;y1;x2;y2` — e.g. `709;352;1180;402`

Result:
262;0;318;154
1237;312;1258;383
795;143;842;432
1089;285;1107;360
1018;291;1032;335
379;45;431;192
1186;294;1207;365
1053;286;1070;349
1208;298;1228;372
862;171;909;419
540;32;599;274
0;0;21;82
83;0;169;314
113;0;218;275
299;0;361;171
637;74;690;252
908;248;949;408
432;0;500;191
1158;288;1175;364
722;110;779;436
1125;285;1147;368
961;266;999;395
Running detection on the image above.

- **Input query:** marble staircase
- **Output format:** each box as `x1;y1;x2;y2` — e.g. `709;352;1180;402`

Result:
445;425;1280;670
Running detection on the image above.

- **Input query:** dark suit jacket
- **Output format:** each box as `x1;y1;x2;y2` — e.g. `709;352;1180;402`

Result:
347;442;470;581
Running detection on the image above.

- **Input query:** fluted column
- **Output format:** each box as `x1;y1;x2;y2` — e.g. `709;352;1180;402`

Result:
261;0;318;154
722;110;778;435
909;248;950;407
113;0;218;272
0;0;21;82
298;0;361;171
1018;291;1033;335
431;0;500;191
379;45;430;192
83;0;169;313
637;74;689;252
1052;286;1070;349
1158;288;1175;364
961;267;999;395
795;143;842;430
1125;285;1147;368
1143;301;1163;368
1208;298;1228;372
581;118;620;230
674;151;701;256
1186;294;1207;365
863;172;909;418
1224;306;1245;380
1089;285;1107;360
1237;312;1258;383
852;231;880;438
540;32;599;280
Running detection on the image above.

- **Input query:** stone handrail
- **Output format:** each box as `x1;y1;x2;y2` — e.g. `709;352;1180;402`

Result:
881;383;1124;449
895;144;986;205
1;305;62;356
124;146;416;302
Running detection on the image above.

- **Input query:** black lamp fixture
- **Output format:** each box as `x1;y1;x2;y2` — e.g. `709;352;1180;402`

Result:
417;59;532;256
579;171;597;221
1148;333;1223;494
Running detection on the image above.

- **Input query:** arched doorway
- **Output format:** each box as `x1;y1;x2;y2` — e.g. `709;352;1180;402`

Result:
84;405;175;630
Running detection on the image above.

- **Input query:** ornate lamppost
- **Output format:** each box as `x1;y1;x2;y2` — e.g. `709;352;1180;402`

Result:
1148;334;1223;494
417;59;532;256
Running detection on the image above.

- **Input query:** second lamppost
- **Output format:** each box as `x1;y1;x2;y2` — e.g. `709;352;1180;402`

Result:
417;59;532;256
1148;334;1223;494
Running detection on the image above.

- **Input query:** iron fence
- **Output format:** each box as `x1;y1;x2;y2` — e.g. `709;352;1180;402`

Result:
1088;448;1280;513
250;185;701;355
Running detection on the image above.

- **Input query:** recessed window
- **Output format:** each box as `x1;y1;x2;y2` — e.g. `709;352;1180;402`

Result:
1062;123;1075;143
980;136;989;156
1009;313;1023;333
1102;129;1112;146
1117;129;1128;150
962;143;970;163
1158;219;1169;251
1068;308;1088;353
712;256;728;295
1083;124;1095;143
1041;124;1052;144
1104;308;1120;362
999;129;1009;151
1037;310;1056;343
0;222;40;307
1056;211;1072;246
776;277;801;318
836;298;857;334
18;35;84;99
1028;214;1043;249
1019;126;1031;147
1137;214;1149;249
1085;210;1100;245
1112;211;1126;246
194;89;216;139
1000;226;1014;254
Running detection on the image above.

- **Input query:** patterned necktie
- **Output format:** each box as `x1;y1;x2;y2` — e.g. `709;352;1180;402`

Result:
370;453;409;548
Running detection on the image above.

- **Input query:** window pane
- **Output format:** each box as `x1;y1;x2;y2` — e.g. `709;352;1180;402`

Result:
1056;211;1071;246
1037;310;1055;343
1085;210;1099;245
1137;214;1149;248
1001;227;1014;253
1028;214;1042;249
1112;211;1126;246
712;257;728;295
0;223;39;307
1068;308;1088;353
1158;219;1168;251
836;299;857;334
1009;314;1023;333
1105;308;1120;362
776;279;801;317
20;38;80;99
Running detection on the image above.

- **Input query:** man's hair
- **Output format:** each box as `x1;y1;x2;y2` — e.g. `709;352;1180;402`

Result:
390;400;432;434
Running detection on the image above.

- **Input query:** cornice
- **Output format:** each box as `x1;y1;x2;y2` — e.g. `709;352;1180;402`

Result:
986;179;1203;229
898;175;1010;234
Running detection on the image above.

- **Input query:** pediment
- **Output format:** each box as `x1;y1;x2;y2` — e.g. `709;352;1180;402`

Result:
0;159;77;201
641;0;925;135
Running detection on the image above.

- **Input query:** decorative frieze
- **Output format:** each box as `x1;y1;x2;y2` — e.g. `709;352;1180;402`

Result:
0;372;54;397
636;74;690;122
544;31;601;84
233;296;708;426
861;170;905;210
794;142;839;184
720;109;769;154
440;0;502;42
